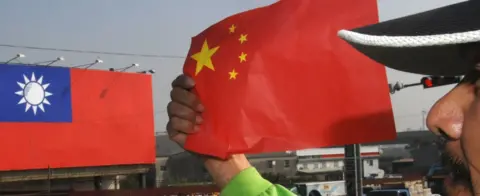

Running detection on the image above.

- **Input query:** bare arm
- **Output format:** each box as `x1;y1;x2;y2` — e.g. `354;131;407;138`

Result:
202;154;251;189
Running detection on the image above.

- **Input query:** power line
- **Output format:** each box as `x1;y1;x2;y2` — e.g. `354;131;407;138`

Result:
0;44;185;59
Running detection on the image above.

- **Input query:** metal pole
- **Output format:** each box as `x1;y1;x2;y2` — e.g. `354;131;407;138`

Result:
355;144;363;196
115;175;119;189
138;173;147;189
344;144;363;196
47;165;51;195
403;83;422;88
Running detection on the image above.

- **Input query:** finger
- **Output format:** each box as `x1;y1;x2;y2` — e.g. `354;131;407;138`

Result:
167;101;203;124
166;121;187;146
167;101;196;121
169;116;196;134
171;74;195;89
195;115;204;125
170;87;204;112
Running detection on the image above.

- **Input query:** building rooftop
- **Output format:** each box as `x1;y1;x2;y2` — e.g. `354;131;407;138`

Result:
155;130;438;158
365;130;436;145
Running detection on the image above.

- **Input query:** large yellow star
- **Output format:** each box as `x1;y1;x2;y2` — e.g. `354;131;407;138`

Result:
191;40;220;75
229;69;238;80
239;52;247;63
239;34;248;44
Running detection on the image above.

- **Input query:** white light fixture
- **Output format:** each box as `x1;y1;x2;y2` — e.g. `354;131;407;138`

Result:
72;58;103;69
5;53;26;64
114;63;140;72
45;56;66;66
84;58;102;69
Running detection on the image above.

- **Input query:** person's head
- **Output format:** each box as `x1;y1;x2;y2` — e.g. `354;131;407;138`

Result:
338;1;480;195
427;62;479;196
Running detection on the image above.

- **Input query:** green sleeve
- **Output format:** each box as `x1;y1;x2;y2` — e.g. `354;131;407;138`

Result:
221;167;296;196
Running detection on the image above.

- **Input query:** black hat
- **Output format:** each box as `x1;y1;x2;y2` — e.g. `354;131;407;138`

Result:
338;0;480;76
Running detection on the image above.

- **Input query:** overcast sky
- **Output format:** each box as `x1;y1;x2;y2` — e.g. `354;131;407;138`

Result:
0;0;467;133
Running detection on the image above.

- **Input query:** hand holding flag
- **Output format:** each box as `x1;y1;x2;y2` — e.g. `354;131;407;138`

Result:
181;0;396;158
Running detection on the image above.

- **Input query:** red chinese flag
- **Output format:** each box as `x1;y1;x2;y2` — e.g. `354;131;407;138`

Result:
0;66;155;171
183;0;396;158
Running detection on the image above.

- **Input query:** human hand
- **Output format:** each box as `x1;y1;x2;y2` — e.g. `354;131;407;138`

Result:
166;74;251;189
166;74;204;146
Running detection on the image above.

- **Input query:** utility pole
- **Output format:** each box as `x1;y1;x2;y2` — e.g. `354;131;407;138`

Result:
344;144;362;196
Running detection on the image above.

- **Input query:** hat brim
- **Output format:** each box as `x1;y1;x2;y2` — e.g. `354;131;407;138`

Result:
337;0;480;76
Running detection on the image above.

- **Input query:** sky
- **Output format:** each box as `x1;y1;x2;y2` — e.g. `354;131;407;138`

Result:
0;0;466;133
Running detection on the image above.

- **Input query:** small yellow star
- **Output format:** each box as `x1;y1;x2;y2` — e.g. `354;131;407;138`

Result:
191;40;220;75
239;34;248;44
239;52;247;63
229;24;236;34
229;69;238;80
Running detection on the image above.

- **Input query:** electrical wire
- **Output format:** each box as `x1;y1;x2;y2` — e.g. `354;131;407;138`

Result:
0;44;185;59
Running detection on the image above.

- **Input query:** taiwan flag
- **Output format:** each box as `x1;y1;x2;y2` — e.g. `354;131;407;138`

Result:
0;65;73;122
0;64;155;171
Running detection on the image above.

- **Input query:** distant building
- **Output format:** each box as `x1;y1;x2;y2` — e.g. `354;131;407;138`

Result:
159;150;299;185
154;130;441;186
154;135;300;185
370;130;440;176
154;134;185;186
0;165;149;192
247;151;298;180
295;146;384;181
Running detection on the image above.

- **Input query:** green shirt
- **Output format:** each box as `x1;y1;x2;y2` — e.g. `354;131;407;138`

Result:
221;167;296;196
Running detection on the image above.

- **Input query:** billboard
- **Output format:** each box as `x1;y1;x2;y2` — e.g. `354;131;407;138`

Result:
0;64;155;171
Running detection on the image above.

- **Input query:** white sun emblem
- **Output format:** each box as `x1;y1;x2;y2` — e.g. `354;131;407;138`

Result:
15;73;53;115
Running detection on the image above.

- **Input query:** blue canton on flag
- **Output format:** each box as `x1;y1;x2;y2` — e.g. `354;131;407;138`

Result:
0;64;72;122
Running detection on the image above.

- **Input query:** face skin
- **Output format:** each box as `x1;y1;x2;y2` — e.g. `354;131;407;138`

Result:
426;70;480;196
